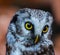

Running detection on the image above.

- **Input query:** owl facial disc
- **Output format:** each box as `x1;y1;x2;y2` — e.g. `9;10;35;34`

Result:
6;8;55;55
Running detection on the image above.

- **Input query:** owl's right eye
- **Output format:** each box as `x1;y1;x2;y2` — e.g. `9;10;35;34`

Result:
25;22;33;30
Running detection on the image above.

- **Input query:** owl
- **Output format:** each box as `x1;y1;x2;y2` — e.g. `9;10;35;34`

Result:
6;8;55;55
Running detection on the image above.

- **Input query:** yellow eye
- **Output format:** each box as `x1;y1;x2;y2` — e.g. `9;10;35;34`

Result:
42;25;49;33
25;22;33;30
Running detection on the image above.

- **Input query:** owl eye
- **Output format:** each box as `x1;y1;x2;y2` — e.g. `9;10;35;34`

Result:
25;22;33;30
42;25;49;33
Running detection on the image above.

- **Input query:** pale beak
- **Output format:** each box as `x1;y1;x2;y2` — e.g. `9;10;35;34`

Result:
34;35;39;44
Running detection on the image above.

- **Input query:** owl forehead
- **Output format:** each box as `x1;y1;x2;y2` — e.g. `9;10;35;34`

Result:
16;8;50;23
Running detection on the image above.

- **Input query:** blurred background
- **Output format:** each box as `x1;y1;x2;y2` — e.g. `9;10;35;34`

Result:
0;0;60;55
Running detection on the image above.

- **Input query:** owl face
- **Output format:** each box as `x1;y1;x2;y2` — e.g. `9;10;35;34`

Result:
7;8;54;55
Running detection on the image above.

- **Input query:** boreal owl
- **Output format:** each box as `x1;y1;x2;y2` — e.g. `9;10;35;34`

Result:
6;8;55;55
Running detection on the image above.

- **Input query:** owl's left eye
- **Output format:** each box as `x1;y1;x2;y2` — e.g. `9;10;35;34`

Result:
42;25;49;33
25;22;33;30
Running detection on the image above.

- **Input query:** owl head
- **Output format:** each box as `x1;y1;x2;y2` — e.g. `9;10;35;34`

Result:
7;8;54;55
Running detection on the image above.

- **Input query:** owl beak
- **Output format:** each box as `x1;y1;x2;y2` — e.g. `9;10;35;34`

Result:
34;35;40;44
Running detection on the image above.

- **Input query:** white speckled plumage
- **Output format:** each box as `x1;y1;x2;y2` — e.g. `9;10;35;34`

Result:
6;8;54;55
